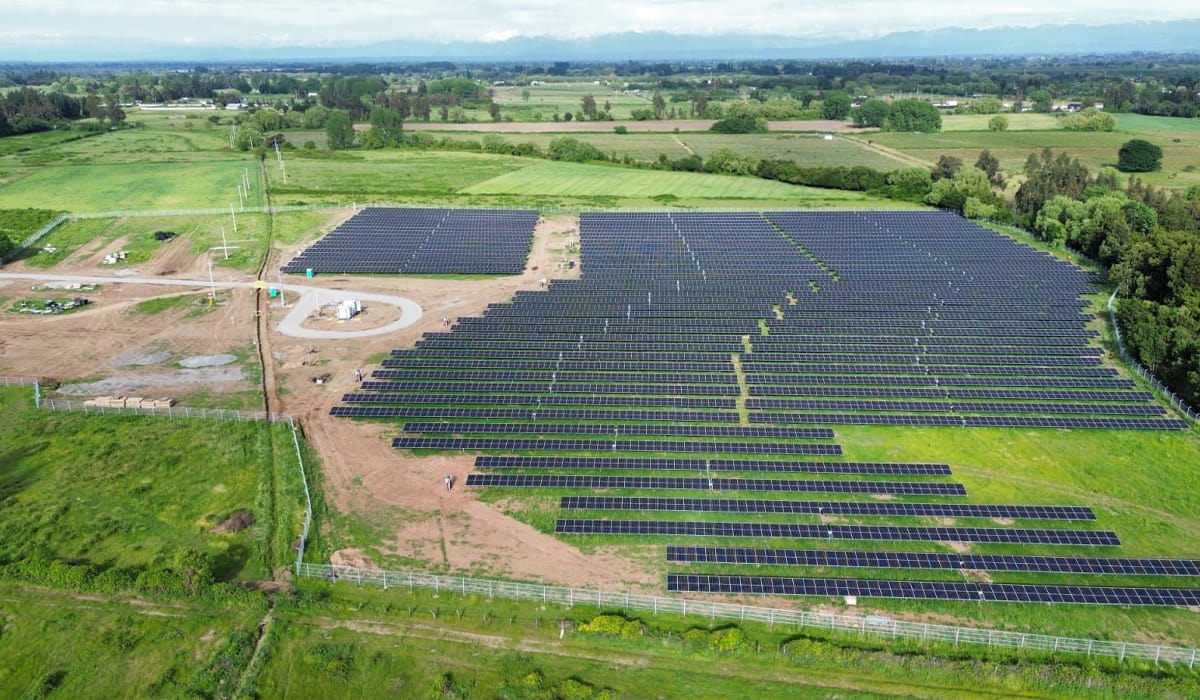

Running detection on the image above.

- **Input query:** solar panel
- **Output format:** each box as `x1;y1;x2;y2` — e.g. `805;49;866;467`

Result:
474;456;952;476
557;519;1118;545
471;474;963;495
282;207;538;275
667;574;1200;606
562;497;1095;520
399;438;841;455
666;547;1200;575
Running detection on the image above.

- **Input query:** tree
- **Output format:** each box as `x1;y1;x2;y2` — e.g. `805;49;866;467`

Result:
925;167;996;215
1015;149;1091;218
368;107;403;147
580;93;598;120
932;155;963;181
693;93;708;116
488;101;501;121
975;149;1004;188
1029;89;1053;113
1117;139;1163;172
171;548;214;596
851;99;889;128
709;115;768;134
521;89;531;101
987;115;1009;132
547;137;603;162
703;148;759;176
885;167;933;201
884;99;941;132
821;91;852;120
651;90;666;119
0;231;15;260
1062;107;1116;132
324;109;355;150
969;97;1004;114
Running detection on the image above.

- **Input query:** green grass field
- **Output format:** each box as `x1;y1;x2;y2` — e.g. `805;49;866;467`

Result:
252;582;1200;700
0;160;262;212
0;387;303;579
0;584;264;699
270;150;526;205
872;120;1200;188
461;160;871;203
490;83;657;121
940;113;1063;131
437;130;907;170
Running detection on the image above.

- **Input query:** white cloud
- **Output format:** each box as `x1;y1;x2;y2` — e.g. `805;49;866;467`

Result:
0;1;1197;49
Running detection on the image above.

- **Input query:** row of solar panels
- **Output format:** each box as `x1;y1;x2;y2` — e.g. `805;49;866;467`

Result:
282;207;537;275
666;575;1200;606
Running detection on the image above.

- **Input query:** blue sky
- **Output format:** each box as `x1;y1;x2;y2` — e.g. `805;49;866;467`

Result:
3;1;1198;50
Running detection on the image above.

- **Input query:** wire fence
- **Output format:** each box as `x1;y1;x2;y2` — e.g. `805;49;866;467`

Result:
37;398;292;423
5;376;1198;666
295;563;1199;668
1;214;70;264
1107;290;1199;423
984;220;1197;425
68;203;350;220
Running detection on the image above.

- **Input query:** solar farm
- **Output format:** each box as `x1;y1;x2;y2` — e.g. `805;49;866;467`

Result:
326;208;1200;607
281;206;539;274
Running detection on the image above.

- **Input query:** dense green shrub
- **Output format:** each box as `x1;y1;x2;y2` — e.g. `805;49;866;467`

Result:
884;99;942;132
709;114;768;134
578;614;642;639
1117;139;1163;172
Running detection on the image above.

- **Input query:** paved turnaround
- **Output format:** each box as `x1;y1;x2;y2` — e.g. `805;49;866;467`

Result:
0;271;423;340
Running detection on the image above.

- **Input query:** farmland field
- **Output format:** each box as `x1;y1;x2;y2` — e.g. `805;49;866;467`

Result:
422;130;908;170
460;159;872;202
869;127;1200;186
270;150;527;204
0;160;263;212
5;77;1200;694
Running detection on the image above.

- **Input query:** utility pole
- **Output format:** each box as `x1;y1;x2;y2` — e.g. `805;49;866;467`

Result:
207;257;217;301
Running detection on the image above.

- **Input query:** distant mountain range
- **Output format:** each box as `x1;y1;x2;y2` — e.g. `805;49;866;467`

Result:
4;20;1199;63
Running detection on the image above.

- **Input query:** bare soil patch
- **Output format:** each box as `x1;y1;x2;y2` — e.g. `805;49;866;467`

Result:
300;301;403;332
212;509;256;534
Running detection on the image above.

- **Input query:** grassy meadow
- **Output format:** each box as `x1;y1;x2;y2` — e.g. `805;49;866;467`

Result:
873;114;1200;189
0;584;264;699
0;386;305;580
413;129;909;171
460;159;872;202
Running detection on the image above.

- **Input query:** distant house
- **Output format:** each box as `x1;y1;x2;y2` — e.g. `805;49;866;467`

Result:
225;102;246;111
1065;103;1083;112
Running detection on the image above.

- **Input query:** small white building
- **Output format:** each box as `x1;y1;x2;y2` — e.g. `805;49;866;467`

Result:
335;299;361;321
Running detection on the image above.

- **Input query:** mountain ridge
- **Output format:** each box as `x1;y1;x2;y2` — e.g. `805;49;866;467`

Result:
2;19;1198;63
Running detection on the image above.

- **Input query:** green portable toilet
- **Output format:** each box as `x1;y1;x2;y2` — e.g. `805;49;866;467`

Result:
306;268;314;278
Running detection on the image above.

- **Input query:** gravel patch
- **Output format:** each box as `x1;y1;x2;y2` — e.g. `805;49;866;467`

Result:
179;353;238;368
58;367;245;395
111;350;173;367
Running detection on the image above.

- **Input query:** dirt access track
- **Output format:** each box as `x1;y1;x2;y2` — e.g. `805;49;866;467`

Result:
0;211;654;591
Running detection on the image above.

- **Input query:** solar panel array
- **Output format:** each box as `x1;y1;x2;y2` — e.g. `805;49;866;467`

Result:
666;547;1200;575
332;209;1194;606
666;575;1200;606
281;207;538;274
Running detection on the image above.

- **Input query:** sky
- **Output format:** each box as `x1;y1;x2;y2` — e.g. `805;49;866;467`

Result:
2;1;1198;50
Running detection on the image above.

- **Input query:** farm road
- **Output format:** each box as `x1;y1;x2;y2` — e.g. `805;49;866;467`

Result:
0;271;423;340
